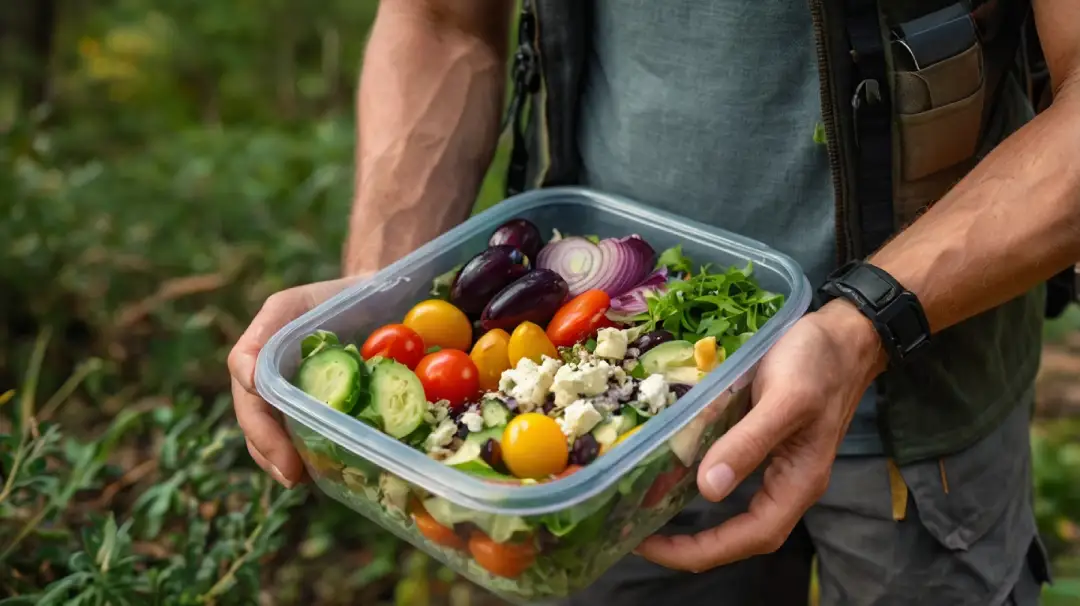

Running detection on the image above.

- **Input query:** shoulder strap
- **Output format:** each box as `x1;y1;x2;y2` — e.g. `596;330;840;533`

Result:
845;0;896;258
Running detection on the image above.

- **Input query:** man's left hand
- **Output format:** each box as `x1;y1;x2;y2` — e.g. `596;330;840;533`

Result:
634;300;888;572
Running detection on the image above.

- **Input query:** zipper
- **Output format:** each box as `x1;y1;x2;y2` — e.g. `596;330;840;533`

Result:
807;0;854;265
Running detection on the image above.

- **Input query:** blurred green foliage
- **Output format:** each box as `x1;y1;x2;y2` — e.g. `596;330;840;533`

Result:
1;0;1078;604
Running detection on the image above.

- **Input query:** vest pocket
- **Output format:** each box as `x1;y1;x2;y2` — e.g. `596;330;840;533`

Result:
892;40;987;183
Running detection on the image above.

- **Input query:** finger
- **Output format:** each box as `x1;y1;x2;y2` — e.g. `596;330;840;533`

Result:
228;292;301;394
232;376;305;488
635;453;826;571
696;390;805;502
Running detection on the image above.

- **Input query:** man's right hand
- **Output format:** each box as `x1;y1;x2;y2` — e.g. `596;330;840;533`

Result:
228;275;369;488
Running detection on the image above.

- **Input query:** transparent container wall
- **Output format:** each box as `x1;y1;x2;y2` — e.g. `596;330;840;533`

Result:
288;384;752;603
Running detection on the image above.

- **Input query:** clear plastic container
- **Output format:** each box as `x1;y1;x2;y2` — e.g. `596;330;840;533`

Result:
255;187;811;603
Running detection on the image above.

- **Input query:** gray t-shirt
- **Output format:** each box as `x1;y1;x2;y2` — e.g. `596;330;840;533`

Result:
576;0;883;455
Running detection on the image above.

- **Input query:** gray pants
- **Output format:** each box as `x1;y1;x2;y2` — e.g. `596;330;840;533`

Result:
559;401;1052;606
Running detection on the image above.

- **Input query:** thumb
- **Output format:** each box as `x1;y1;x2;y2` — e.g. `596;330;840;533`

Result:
696;393;800;501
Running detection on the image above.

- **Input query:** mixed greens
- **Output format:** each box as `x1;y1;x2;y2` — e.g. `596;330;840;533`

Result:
288;218;784;599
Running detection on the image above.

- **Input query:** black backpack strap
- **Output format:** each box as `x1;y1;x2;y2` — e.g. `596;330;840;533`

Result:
504;5;540;197
845;0;895;258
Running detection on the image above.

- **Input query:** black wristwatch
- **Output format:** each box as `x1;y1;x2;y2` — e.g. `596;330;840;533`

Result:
817;259;932;365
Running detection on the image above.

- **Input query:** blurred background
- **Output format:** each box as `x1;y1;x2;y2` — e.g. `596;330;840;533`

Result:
1;2;1078;605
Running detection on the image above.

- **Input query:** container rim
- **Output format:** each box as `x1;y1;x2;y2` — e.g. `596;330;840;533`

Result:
255;186;812;516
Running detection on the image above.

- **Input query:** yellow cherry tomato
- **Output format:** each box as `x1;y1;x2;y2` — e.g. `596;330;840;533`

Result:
501;413;569;479
507;321;558;367
403;299;473;351
470;329;512;392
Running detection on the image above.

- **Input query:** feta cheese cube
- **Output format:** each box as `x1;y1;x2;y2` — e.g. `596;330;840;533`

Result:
551;360;613;408
594;328;628;360
557;400;603;439
638;373;673;415
498;355;562;411
424;418;458;452
459;410;485;433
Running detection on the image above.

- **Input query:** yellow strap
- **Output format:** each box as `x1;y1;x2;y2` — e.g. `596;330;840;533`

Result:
886;458;908;521
939;458;950;494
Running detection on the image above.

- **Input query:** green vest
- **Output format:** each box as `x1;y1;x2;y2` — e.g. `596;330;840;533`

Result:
503;0;1049;465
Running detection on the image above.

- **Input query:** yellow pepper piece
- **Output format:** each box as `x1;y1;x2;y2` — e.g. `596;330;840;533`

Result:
694;336;725;372
613;425;643;449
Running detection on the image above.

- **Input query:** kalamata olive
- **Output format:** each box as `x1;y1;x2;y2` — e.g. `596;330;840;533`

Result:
568;434;599;466
481;439;509;474
541;393;556;414
670;383;693;399
488;218;544;261
480;269;569;332
451;245;531;315
630;330;675;355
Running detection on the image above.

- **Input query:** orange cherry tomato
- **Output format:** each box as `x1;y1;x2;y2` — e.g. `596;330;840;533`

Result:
412;505;466;550
360;324;426;369
468;531;537;579
470;329;512;392
546;290;612;347
415;349;480;410
501;413;569;479
403;299;473;351
507;321;559;367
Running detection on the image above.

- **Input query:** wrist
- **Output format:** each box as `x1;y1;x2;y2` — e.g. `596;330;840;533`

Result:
813;298;890;379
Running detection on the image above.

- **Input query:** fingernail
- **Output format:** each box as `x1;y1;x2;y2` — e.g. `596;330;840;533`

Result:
270;464;296;489
704;463;735;499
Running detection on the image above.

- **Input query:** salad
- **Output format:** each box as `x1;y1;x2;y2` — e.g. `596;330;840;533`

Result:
288;217;785;599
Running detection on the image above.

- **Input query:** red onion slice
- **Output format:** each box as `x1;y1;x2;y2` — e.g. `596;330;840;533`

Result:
537;233;657;297
609;267;669;315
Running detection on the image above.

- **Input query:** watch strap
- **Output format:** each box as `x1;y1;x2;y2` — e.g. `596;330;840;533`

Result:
818;260;932;364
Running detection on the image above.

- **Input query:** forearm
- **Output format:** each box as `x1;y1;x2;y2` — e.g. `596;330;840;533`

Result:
868;80;1080;334
343;3;511;276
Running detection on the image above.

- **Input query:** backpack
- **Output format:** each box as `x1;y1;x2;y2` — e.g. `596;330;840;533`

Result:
501;0;1078;318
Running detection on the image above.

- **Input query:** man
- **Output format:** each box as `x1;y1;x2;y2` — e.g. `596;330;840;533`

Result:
229;1;1080;604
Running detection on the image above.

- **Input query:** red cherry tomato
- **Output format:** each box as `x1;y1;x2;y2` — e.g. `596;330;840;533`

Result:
414;349;480;409
468;531;537;579
545;290;612;347
641;464;692;508
360;324;426;369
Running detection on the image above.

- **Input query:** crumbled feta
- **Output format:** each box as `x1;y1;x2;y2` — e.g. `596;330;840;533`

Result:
551;360;613;408
557;400;603;439
424;418;458;452
459;410;484;433
638;373;674;415
498;355;562;411
594;328;628;360
423;399;452;425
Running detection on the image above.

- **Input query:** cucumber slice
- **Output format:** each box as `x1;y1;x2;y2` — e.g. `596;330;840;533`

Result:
296;346;366;413
442;440;483;466
465;426;506;446
639;340;696;375
369;359;427;439
480;400;510;428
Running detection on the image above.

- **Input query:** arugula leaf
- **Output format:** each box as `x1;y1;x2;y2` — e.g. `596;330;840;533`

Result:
629;261;785;351
656;245;694;275
429;263;462;299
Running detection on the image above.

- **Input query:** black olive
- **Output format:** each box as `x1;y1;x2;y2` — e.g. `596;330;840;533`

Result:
569;434;600;466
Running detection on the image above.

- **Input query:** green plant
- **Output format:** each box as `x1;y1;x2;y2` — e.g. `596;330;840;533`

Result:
0;330;306;604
